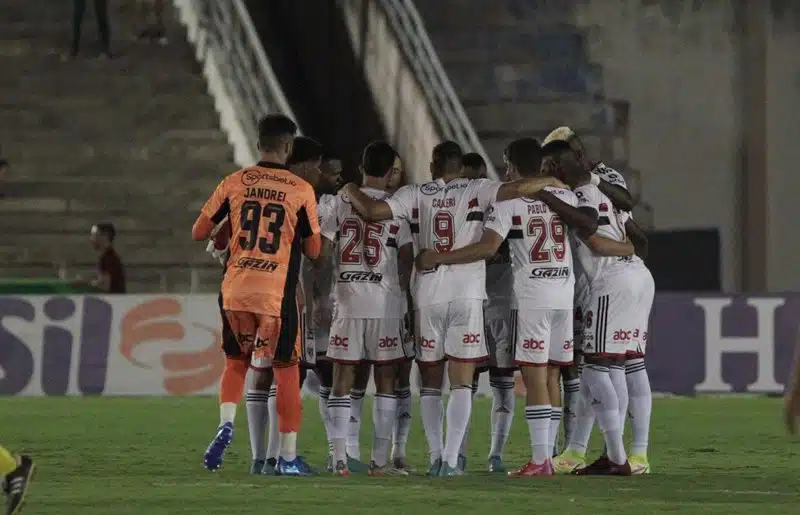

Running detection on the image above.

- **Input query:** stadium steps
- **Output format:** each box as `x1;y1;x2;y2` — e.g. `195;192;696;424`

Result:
0;0;233;291
413;0;633;175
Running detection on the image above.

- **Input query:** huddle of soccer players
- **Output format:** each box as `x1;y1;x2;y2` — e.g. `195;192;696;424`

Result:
194;114;655;477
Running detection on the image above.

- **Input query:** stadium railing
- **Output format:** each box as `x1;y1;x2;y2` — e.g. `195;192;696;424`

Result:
173;0;301;166
341;0;497;180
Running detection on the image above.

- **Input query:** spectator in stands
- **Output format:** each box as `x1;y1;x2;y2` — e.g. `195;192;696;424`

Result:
0;158;8;198
69;0;112;59
73;223;126;293
137;0;168;45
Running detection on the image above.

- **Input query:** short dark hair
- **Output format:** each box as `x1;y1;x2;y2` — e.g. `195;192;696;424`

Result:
362;141;397;178
462;152;485;170
257;114;297;151
94;223;116;243
505;138;542;176
432;140;463;168
287;136;323;166
540;140;574;157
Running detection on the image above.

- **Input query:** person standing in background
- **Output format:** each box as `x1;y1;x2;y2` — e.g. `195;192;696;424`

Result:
73;223;126;293
70;0;112;58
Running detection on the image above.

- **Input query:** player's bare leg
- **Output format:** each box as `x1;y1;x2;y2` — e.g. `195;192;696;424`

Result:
625;357;652;473
547;366;563;456
456;369;481;472
391;359;414;471
368;363;407;476
440;360;476;476
347;363;372;465
418;361;445;476
509;365;553;477
329;361;358;476
245;366;274;475
315;356;335;471
572;356;631;476
487;366;515;472
204;356;247;471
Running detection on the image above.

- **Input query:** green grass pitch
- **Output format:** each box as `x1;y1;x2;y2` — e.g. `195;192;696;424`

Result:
2;396;798;514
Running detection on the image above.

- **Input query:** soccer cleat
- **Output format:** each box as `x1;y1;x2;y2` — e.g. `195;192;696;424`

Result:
274;456;317;476
572;456;632;476
346;456;368;474
368;461;410;476
250;459;266;475
4;455;34;515
437;462;465;477
629;455;651;475
456;454;467;473
508;460;554;477
553;449;586;474
203;422;233;471
325;455;333;473
333;460;349;476
261;458;276;476
392;456;413;473
426;457;442;477
488;455;506;473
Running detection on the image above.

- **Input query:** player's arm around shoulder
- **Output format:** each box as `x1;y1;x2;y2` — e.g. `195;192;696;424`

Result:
340;182;395;221
495;175;567;202
623;215;649;259
594;166;634;212
536;187;599;235
299;180;323;260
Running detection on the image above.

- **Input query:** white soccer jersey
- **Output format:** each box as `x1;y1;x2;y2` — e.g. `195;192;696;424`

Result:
485;187;577;310
321;187;411;319
385;178;501;308
593;162;627;190
571;183;646;286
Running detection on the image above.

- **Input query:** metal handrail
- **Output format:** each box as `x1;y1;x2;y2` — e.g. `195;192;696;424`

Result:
378;0;497;179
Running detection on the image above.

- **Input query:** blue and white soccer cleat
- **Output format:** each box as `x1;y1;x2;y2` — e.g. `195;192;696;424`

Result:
438;462;465;477
250;459;265;475
274;456;317;476
203;422;233;472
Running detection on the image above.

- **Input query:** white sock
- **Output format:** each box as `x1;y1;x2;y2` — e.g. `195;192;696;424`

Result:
525;404;551;464
420;387;443;464
609;365;629;436
279;432;297;461
442;386;472;468
549;406;563;456
626;359;652;457
266;385;279;462
372;393;397;467
562;378;580;445
220;402;237;425
489;376;515;458
565;379;595;455
582;365;626;465
245;390;270;460
328;395;351;464
347;389;366;459
318;386;333;457
458;380;478;458
391;386;412;460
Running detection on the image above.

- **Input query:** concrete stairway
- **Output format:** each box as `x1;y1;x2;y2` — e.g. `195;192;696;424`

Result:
0;0;233;292
414;0;633;182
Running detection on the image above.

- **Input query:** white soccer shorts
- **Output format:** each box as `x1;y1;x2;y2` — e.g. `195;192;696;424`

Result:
326;317;410;364
485;311;514;369
512;309;574;366
581;270;654;358
415;299;487;363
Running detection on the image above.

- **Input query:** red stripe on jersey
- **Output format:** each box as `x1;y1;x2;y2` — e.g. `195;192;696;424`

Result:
512;215;522;226
389;224;399;234
412;208;419;218
599;203;609;212
468;198;479;208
